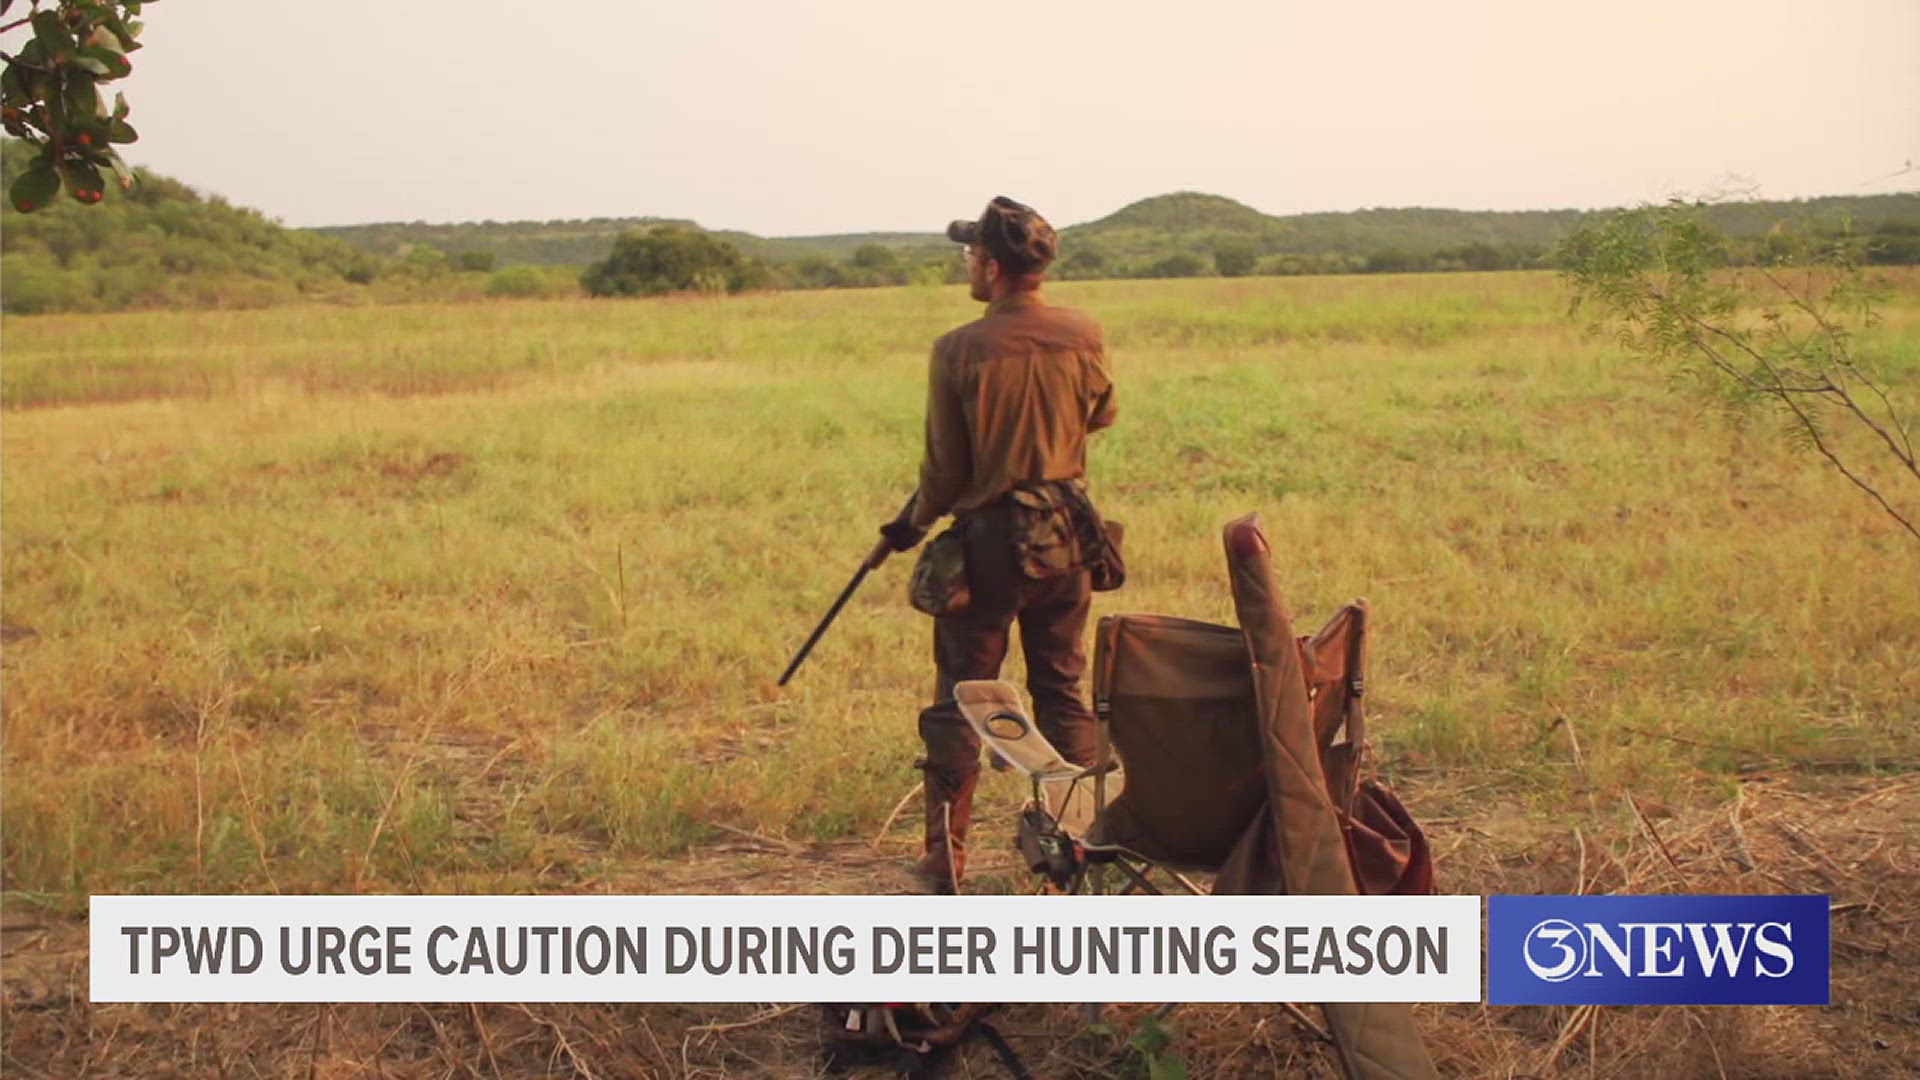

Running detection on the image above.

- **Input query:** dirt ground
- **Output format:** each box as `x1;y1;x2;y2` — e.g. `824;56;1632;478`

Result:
4;771;1915;1079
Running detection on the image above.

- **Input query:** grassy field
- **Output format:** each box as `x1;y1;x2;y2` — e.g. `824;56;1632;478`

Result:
4;271;1919;1076
4;271;1917;909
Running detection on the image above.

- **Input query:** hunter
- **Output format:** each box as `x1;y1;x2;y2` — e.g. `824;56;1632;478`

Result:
867;196;1117;893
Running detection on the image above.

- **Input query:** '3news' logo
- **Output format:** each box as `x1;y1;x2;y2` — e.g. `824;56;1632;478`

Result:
1488;896;1828;1005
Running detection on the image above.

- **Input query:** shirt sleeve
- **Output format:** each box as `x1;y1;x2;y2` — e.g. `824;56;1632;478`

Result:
1087;334;1117;433
910;337;970;530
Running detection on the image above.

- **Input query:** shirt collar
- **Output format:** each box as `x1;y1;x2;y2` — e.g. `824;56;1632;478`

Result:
986;290;1044;316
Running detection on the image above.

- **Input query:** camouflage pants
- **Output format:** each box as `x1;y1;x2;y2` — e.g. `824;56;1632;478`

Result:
917;501;1099;786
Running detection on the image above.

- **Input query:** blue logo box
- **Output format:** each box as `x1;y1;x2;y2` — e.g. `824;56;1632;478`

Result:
1487;895;1829;1005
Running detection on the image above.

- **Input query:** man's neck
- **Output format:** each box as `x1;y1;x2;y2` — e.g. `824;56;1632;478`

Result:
986;283;1042;308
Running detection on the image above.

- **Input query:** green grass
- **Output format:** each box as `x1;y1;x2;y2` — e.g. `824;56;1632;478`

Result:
3;271;1916;907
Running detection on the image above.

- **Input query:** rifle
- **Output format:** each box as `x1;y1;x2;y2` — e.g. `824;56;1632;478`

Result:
777;496;915;686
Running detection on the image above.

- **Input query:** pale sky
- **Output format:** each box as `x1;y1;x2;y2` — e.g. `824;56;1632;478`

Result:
33;0;1920;234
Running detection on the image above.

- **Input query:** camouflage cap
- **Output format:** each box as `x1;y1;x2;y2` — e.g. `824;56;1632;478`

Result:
946;196;1056;274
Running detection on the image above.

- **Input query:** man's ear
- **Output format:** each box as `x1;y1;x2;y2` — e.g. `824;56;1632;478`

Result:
983;258;1001;287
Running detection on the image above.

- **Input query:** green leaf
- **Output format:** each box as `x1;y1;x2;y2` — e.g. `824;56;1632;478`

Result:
104;146;133;189
112;92;129;120
108;117;137;144
80;47;132;79
1146;1055;1187;1080
9;157;60;212
85;25;124;54
59;158;104;202
100;13;141;52
64;70;100;121
75;57;112;77
67;116;110;149
31;11;73;59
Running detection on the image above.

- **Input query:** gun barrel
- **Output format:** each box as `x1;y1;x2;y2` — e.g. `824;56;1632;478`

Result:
777;562;869;686
776;496;915;686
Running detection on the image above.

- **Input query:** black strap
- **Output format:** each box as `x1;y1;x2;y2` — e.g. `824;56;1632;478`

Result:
973;1022;1033;1080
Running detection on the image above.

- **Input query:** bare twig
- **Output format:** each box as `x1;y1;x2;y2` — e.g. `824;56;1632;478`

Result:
1617;724;1765;760
306;1005;329;1080
512;1005;599;1080
1537;1004;1596;1074
1574;827;1589;895
466;1004;500;1077
356;659;500;891
1689;1011;1730;1080
872;780;923;849
635;1014;672;1075
1625;793;1686;882
702;820;798;852
687;1002;809;1034
1279;1002;1333;1044
1724;786;1756;873
224;734;282;894
1550;716;1594;811
194;708;208;890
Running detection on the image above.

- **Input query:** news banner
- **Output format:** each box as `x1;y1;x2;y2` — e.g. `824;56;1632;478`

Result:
89;893;1829;1006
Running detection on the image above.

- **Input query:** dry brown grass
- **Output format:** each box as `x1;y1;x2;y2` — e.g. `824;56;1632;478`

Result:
5;771;1913;1078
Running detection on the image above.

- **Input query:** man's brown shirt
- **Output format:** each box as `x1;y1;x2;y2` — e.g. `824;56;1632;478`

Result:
908;291;1116;531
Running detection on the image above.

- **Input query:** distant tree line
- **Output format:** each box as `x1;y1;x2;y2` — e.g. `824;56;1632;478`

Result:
577;228;965;297
6;139;1917;314
1043;226;1920;282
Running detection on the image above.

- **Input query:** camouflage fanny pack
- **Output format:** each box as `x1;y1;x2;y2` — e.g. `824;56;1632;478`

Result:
1009;480;1125;591
908;525;971;617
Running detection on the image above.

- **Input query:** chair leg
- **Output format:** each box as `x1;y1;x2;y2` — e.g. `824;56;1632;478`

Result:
1166;868;1205;896
1114;859;1161;895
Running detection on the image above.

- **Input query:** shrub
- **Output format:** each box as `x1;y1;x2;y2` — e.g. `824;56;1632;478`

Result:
486;266;549;298
581;225;758;297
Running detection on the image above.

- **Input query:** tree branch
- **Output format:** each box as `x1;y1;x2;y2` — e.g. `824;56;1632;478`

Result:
1752;264;1918;471
1689;329;1919;542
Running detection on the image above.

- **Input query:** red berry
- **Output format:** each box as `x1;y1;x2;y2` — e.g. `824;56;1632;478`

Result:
77;133;91;146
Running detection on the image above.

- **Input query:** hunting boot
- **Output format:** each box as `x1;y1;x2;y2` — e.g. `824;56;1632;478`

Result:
916;764;977;894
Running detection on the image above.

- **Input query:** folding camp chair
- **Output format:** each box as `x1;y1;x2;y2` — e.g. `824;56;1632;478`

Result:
954;604;1379;897
952;679;1205;898
953;513;1437;1080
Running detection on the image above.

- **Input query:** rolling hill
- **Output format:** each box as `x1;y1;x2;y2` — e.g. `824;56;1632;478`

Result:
309;218;953;268
311;189;1920;279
